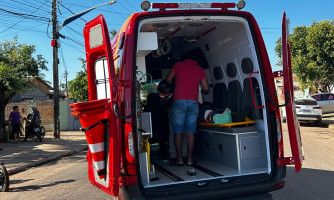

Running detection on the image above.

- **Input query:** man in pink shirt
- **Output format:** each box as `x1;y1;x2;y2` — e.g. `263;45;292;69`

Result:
167;57;209;166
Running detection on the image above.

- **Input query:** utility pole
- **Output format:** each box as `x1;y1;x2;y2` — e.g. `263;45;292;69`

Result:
50;0;115;139
52;0;60;139
65;70;68;99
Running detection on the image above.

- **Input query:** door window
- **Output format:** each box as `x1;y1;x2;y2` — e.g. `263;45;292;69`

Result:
312;95;321;101
95;58;110;100
324;94;334;100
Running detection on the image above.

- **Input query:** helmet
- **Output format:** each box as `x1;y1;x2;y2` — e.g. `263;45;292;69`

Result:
158;79;174;94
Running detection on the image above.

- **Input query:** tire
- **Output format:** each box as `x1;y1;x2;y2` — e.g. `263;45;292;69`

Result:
39;126;46;142
0;164;9;192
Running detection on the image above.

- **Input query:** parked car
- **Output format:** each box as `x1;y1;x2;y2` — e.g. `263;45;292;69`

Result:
310;93;334;114
282;98;322;124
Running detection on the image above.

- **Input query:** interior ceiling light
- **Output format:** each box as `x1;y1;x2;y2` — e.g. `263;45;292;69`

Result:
141;1;151;11
237;0;246;10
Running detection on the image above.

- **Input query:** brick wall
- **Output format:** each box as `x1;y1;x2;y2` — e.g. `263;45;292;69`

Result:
5;100;54;124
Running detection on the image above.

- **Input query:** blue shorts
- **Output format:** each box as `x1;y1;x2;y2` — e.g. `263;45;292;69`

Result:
171;100;199;133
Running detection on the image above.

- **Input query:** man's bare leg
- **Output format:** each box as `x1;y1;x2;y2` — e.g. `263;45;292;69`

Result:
174;133;183;164
186;132;195;165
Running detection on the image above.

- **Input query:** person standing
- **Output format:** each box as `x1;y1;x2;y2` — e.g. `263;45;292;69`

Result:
24;105;41;141
8;106;21;143
167;57;209;166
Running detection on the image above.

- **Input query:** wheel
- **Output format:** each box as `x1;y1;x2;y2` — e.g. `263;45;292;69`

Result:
0;164;9;192
39;126;46;142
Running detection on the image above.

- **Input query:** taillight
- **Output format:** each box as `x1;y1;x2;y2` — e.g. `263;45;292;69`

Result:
313;106;321;109
128;132;135;157
124;124;136;174
295;106;301;108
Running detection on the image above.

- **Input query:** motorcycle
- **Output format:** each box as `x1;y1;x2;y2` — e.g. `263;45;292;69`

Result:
24;114;46;142
0;162;9;192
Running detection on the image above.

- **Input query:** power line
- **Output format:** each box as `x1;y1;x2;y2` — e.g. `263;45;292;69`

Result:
123;0;139;12
63;36;84;47
1;0;49;34
0;21;48;38
61;1;130;16
0;7;50;21
58;1;86;23
9;0;51;13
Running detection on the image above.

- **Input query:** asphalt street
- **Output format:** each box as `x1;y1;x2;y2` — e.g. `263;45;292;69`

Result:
2;115;334;200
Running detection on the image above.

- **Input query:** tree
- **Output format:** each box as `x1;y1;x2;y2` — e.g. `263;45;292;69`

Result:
275;20;334;92
110;29;117;39
68;58;88;102
0;37;47;133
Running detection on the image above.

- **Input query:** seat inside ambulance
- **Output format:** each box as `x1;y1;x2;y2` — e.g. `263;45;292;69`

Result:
135;16;270;188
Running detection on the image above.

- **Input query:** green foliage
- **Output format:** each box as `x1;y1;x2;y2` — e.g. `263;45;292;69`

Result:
0;37;47;101
0;37;47;131
275;20;334;92
68;58;88;102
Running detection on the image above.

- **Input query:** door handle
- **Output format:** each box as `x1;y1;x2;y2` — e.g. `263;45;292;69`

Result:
113;98;135;119
249;71;264;109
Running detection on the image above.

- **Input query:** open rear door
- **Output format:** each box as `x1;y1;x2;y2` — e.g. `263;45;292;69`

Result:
282;12;303;173
83;15;121;196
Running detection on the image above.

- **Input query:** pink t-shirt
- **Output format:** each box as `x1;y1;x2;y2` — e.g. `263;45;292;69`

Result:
172;59;207;102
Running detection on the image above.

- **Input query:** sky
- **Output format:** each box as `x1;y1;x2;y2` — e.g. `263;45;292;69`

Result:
0;0;333;87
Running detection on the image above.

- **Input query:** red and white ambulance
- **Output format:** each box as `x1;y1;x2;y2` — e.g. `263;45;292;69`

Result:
76;1;303;199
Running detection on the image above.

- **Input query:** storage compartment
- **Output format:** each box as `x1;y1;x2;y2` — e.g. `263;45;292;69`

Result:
135;15;270;189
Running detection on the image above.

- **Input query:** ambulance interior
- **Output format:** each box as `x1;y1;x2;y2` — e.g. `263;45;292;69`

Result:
135;16;271;188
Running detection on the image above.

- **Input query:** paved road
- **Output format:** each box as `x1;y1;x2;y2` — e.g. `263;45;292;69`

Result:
271;121;334;199
1;151;113;200
2;122;334;200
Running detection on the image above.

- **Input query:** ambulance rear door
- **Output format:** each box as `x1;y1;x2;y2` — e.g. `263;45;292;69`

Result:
281;11;303;173
83;14;121;196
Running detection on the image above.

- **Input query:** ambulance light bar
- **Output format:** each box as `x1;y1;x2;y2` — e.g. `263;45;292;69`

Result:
141;1;242;11
152;3;236;10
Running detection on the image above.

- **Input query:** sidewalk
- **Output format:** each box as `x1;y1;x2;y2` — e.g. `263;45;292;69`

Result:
0;131;87;175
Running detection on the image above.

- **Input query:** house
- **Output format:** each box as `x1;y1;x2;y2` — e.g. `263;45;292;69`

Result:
273;71;303;102
10;77;53;102
9;77;67;102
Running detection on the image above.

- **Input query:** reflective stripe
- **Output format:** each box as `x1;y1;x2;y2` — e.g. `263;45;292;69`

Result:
89;142;105;153
93;160;105;170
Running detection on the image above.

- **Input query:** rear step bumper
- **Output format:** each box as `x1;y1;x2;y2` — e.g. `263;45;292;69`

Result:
121;166;285;200
123;184;276;200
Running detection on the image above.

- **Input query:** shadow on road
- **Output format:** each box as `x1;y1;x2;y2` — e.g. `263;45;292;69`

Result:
10;179;34;185
9;179;76;192
272;167;334;199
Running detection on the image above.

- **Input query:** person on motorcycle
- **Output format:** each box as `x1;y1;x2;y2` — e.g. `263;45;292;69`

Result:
24;105;40;141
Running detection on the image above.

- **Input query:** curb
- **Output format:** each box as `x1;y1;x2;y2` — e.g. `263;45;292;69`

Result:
7;146;88;175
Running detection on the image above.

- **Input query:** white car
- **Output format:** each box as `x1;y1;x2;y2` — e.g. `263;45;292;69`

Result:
310;93;334;114
282;98;322;124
